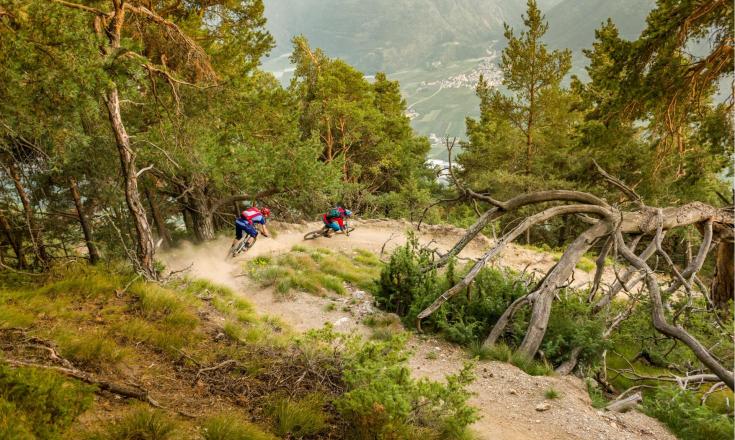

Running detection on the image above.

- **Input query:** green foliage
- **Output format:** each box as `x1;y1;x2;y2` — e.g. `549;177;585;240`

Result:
290;37;431;210
643;387;734;440
378;241;606;372
573;4;733;206
266;394;328;437
0;364;94;439
541;294;608;367
544;388;560;400
459;0;577;199
201;413;277;440
335;333;478;439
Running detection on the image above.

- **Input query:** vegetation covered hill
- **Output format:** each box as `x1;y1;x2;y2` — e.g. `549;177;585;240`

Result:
0;0;732;439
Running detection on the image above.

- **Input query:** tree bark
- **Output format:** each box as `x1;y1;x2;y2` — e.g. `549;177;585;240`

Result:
7;161;48;267
710;240;734;310
0;209;25;269
144;185;172;249
99;3;156;278
617;228;734;389
69;176;100;264
429;190;609;270
189;189;215;242
105;86;156;278
517;222;609;359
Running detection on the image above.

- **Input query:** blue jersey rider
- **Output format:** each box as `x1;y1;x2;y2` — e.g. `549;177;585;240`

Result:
231;206;271;250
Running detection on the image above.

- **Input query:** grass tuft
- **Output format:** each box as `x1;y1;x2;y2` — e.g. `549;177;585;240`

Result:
84;406;179;440
544;388;560;400
510;353;554;376
57;332;126;370
467;341;493;361
483;343;513;362
250;249;381;297
201;413;277;440
267;394;328;437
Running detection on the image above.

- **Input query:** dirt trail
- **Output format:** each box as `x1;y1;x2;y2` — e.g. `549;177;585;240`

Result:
161;219;674;440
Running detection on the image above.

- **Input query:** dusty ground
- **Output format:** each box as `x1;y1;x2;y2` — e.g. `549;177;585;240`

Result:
162;219;675;440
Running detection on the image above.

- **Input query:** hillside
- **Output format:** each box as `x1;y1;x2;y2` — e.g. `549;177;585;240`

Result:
262;0;655;142
162;220;678;440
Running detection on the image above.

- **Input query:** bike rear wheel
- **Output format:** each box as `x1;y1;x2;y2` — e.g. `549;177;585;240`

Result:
303;229;327;240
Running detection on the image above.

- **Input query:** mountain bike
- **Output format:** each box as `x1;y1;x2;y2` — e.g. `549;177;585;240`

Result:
225;236;257;259
303;221;354;240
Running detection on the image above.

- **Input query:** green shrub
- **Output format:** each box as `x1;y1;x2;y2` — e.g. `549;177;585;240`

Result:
377;240;607;370
0;399;34;440
544;388;560;400
201;413;276;440
0;364;94;439
643;387;734;440
267;394;328;437
335;332;478;439
540;294;608;368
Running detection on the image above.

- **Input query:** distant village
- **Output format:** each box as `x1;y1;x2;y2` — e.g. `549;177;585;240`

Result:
420;49;503;90
405;48;503;122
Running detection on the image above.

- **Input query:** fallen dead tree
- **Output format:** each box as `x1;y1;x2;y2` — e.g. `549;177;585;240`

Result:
417;142;734;389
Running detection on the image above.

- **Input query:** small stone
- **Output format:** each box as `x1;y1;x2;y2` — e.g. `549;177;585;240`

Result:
509;389;518;395
535;402;551;411
214;332;225;341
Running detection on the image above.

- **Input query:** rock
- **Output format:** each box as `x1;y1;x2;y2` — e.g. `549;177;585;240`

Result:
509;389;518;395
334;317;350;326
214;332;225;341
535;402;551;411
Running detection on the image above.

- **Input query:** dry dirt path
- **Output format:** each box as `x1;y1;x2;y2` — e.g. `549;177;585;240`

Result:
162;219;675;440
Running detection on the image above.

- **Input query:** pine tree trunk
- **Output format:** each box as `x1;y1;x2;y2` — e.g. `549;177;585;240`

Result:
182;206;194;235
711;241;734;310
0;209;25;269
69;176;100;264
144;185;172;249
517;223;607;359
8;161;48;267
105;87;156;278
189;190;215;242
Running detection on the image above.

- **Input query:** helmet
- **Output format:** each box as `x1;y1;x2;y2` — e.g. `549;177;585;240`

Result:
261;207;271;217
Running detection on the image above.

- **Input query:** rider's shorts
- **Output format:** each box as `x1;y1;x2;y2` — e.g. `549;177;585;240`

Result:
235;221;258;239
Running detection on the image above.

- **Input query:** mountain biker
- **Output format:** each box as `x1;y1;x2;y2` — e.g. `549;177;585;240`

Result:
231;206;271;250
322;203;352;237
